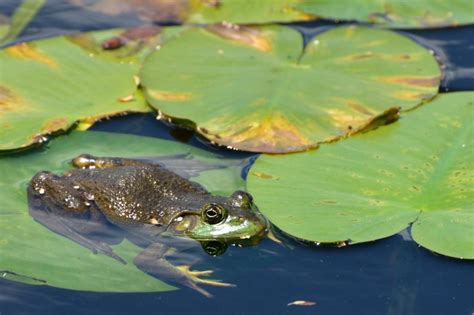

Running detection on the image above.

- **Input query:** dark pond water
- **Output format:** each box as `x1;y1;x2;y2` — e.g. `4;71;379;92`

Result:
1;1;473;314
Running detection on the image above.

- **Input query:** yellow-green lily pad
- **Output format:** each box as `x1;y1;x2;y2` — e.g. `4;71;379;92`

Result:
0;27;170;151
0;130;243;291
297;0;474;28
69;0;190;23
188;0;312;24
141;25;440;153
69;0;312;24
248;92;474;259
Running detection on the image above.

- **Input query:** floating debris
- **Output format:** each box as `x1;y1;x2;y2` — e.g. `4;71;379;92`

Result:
287;300;317;306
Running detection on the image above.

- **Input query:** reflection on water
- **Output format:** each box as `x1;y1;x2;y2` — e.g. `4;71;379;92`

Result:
0;1;473;314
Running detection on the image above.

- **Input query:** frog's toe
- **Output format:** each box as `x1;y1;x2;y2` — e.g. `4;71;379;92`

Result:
189;270;214;277
176;265;213;276
193;277;234;288
183;272;235;298
177;265;235;289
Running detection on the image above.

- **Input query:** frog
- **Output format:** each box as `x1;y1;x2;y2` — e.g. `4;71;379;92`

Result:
27;154;270;297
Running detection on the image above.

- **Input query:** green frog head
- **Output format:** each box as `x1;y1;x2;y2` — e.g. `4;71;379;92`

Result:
168;190;269;251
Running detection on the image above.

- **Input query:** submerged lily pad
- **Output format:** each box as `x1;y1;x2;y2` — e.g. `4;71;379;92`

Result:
248;92;474;259
0;131;244;291
297;0;474;28
141;25;440;153
0;0;45;45
0;27;168;151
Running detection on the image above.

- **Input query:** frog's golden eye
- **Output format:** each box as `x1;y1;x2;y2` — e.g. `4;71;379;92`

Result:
202;203;227;224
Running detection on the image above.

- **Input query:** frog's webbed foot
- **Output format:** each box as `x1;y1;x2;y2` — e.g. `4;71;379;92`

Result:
175;265;234;297
134;243;234;298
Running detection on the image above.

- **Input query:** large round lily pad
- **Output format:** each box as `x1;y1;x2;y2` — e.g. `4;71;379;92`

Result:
248;92;474;259
141;25;440;153
297;0;474;29
0;27;166;151
0;131;244;291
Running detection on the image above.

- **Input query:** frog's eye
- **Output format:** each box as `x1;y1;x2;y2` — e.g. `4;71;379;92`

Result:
202;203;227;224
231;190;253;208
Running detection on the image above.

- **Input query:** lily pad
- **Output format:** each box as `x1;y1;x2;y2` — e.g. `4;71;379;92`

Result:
70;0;191;23
141;25;440;153
69;0;311;24
0;27;167;151
188;0;312;24
0;130;244;291
247;92;474;259
296;0;474;28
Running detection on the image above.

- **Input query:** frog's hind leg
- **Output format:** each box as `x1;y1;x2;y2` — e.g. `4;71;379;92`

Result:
27;172;126;264
72;154;153;169
134;243;234;298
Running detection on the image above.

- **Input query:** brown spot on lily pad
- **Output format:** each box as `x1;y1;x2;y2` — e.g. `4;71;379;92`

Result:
333;97;374;115
326;108;369;133
207;23;272;52
0;86;26;114
147;89;193;101
392;91;425;100
41;117;69;133
250;171;279;180
328;106;400;136
6;43;58;68
202;112;314;153
378;75;440;88
118;95;135;102
342;52;374;61
342;52;419;62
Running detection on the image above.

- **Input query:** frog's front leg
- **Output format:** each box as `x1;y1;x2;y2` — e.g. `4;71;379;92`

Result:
134;242;234;298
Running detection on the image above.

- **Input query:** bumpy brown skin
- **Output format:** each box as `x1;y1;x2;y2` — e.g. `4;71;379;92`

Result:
27;154;268;297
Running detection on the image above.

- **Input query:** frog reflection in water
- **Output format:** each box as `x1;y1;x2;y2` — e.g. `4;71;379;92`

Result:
27;154;270;297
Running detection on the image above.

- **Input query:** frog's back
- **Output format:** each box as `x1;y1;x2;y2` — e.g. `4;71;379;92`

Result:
68;164;209;226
